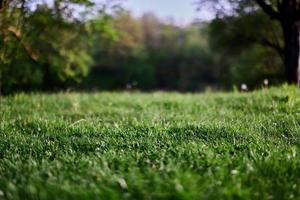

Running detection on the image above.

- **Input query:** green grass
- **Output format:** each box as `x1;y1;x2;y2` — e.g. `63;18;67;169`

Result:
0;85;300;200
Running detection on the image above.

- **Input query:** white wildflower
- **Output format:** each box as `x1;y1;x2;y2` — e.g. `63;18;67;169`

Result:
118;178;128;190
231;169;239;175
264;79;269;86
241;84;248;91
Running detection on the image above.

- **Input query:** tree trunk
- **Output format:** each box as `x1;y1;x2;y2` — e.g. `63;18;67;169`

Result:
281;20;300;85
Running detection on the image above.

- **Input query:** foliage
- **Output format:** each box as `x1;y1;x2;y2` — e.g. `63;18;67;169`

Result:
197;0;300;84
0;2;288;94
0;86;300;199
0;0;115;94
207;11;284;87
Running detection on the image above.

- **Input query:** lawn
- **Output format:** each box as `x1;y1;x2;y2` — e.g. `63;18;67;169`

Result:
0;85;300;200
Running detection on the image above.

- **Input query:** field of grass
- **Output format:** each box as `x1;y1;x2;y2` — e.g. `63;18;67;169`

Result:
0;85;300;199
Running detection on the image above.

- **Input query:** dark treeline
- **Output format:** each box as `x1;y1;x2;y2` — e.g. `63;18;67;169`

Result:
0;1;285;94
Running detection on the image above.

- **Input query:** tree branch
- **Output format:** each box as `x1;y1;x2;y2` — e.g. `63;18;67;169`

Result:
255;0;280;20
261;38;284;59
7;26;39;61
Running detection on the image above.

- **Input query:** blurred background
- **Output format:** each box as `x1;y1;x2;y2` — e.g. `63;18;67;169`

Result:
0;0;286;95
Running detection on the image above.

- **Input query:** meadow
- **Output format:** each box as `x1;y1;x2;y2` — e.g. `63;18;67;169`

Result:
0;85;300;199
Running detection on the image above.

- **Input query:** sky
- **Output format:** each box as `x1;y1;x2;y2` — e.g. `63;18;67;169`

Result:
121;0;214;25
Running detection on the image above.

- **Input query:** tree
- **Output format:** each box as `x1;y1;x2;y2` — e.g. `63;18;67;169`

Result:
0;0;94;60
255;0;300;84
207;11;285;88
0;0;118;94
197;0;300;84
0;0;93;94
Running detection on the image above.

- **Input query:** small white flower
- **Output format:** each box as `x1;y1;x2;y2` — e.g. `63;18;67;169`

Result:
241;84;248;91
117;178;128;189
126;84;132;90
264;79;269;86
231;169;239;175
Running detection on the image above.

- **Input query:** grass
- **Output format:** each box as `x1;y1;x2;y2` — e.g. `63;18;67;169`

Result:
0;85;300;200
